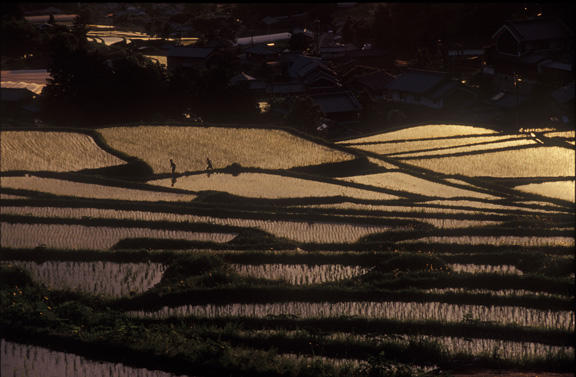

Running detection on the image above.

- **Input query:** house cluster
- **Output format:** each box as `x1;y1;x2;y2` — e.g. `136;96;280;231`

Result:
162;13;572;130
3;5;573;130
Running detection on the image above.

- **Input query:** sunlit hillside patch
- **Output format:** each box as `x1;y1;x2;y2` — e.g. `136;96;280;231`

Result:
0;131;125;172
0;69;50;85
543;130;576;145
1;176;195;202
152;173;399;200
1;340;181;377
400;236;575;247
339;172;498;199
398;146;575;178
389;138;537;158
4;261;166;298
230;264;371;285
144;55;167;67
514;181;575;203
98;126;355;174
0;222;236;250
0;81;44;94
1;206;399;243
130;301;575;331
339;125;500;144
344;134;533;157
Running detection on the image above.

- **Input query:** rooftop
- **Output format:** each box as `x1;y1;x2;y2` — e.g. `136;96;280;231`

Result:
309;91;362;113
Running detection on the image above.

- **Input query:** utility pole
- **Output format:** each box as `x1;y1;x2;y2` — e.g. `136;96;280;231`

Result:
513;71;522;130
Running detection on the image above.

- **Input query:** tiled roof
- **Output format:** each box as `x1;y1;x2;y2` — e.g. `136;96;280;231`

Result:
309;91;362;113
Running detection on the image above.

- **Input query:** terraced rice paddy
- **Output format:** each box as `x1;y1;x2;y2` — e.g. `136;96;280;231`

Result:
98;126;355;174
1;340;184;377
129;301;575;331
2;123;573;375
0;222;236;250
399;147;575;178
0;206;400;243
515;181;575;203
0;131;125;172
3;261;166;297
339;124;500;144
340;172;497;199
0;176;195;201
230;264;371;285
153;173;399;200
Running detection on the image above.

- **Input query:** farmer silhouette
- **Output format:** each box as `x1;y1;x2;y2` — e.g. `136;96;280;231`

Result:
170;159;176;174
206;157;213;170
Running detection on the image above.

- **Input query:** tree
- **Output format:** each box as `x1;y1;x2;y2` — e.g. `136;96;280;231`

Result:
289;32;312;52
287;96;323;131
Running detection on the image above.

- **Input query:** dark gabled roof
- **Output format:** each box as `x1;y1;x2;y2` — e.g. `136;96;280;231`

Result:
229;72;256;85
493;18;573;42
355;70;394;91
0;88;36;102
303;71;340;87
551;82;574;104
385;69;450;95
167;47;215;58
309;91;362;113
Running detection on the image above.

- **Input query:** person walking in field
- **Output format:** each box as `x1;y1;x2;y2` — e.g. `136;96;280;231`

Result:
170;159;176;175
206;157;213;170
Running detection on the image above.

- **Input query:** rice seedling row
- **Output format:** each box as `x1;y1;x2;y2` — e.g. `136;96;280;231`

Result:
128;301;575;331
207;327;573;363
447;264;524;275
399;236;574;247
230;264;371;285
3;261;167;298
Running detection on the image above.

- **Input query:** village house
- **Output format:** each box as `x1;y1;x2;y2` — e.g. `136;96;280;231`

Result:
484;18;573;92
166;46;215;71
382;69;477;110
308;90;362;124
349;70;395;102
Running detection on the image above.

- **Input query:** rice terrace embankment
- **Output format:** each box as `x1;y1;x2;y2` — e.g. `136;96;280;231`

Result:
1;123;574;377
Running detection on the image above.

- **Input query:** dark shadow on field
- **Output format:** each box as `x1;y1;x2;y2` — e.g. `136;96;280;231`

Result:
77;161;154;182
